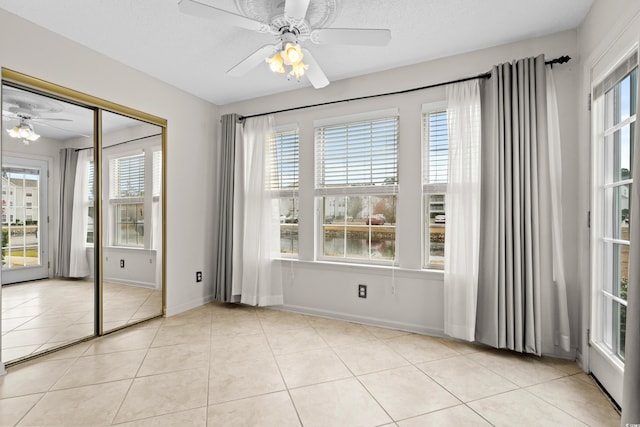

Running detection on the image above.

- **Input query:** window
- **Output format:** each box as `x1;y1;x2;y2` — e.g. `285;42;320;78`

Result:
110;154;145;247
423;106;448;269
593;52;637;362
270;128;299;256
315;111;398;262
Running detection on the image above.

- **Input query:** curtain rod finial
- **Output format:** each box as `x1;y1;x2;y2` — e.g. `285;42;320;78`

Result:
548;55;571;67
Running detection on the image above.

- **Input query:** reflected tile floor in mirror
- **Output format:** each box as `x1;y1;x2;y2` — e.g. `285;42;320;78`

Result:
0;302;621;426
1;279;161;362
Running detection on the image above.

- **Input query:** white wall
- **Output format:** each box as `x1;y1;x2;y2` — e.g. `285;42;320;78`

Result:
222;30;581;356
87;247;157;288
576;0;640;369
0;7;220;328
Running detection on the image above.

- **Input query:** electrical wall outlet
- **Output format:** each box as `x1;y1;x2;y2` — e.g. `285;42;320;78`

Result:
120;259;125;268
196;271;203;282
358;284;367;298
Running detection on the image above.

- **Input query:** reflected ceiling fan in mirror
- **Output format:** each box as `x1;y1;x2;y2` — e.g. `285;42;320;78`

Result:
178;0;391;88
5;115;42;144
2;86;74;144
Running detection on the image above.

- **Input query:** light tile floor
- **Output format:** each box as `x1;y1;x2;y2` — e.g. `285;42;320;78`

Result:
0;302;621;426
2;279;162;363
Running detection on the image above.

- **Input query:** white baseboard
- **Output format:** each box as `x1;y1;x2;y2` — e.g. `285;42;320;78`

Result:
166;294;214;317
278;303;445;337
104;277;157;289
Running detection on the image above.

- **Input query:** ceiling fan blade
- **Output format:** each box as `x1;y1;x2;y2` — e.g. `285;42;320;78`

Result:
301;49;329;89
35;121;92;138
178;0;268;32
31;117;73;122
227;44;279;76
285;0;311;22
311;28;392;46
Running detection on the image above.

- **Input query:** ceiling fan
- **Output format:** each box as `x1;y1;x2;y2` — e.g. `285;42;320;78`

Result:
178;0;392;88
3;112;74;144
2;87;73;144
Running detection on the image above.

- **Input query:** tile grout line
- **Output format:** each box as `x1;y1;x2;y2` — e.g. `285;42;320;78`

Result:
256;309;305;427
205;304;215;426
107;318;163;426
519;386;588;425
12;391;47;426
315;324;398;424
521;378;608;426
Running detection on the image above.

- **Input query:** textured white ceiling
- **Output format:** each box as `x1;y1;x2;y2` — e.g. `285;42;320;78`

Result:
0;0;593;105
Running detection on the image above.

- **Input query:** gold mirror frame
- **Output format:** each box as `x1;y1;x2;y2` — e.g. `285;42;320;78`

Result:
1;68;167;340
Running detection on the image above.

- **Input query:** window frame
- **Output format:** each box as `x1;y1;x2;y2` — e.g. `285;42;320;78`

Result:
422;102;448;270
104;143;161;250
270;124;300;258
109;151;145;248
591;50;637;366
314;108;399;265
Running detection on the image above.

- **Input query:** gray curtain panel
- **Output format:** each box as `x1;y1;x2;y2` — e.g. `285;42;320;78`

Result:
621;78;640;426
213;113;240;302
56;148;78;278
476;55;553;355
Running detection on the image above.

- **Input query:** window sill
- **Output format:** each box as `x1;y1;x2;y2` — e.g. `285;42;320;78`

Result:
86;246;156;253
274;258;444;280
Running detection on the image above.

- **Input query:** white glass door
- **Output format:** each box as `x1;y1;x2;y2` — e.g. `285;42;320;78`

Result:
590;51;637;406
1;157;49;284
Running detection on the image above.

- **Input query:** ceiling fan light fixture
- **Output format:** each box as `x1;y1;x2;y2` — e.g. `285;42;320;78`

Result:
282;42;303;65
6;120;40;144
269;42;307;81
7;126;20;138
290;61;308;80
266;53;285;73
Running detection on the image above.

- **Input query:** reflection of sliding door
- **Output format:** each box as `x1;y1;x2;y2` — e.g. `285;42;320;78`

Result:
1;157;49;284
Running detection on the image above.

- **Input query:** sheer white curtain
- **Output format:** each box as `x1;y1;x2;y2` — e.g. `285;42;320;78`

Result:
233;115;283;306
444;80;482;341
151;196;162;289
544;65;571;353
69;149;91;277
231;120;245;299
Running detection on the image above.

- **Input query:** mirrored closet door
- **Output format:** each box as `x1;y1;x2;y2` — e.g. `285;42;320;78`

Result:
1;70;166;364
100;111;163;334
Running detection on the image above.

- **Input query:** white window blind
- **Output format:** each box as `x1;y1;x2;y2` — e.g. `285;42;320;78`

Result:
152;150;162;198
110;154;144;200
423;110;448;190
88;161;94;201
270;129;299;196
315;116;398;195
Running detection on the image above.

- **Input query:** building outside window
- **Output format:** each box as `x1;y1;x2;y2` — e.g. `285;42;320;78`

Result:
315;111;398;263
423;105;448;269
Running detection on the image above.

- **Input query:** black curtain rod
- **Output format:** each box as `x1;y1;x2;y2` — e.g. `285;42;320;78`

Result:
75;132;162;151
239;55;571;120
